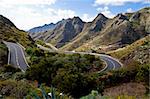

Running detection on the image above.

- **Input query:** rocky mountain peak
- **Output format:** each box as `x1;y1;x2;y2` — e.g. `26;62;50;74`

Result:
72;16;84;24
115;13;128;20
94;13;108;22
90;13;108;32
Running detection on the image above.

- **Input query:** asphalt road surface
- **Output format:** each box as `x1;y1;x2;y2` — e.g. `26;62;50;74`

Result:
4;42;122;72
37;45;123;72
4;42;29;71
64;51;122;72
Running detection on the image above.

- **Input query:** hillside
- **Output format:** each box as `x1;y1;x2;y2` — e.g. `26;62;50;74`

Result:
0;15;34;47
108;35;150;64
61;13;109;51
64;7;150;51
29;7;149;52
31;17;85;48
0;42;7;66
0;8;149;98
0;15;35;67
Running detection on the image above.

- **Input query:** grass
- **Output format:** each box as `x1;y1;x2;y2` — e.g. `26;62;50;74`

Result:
0;42;7;66
103;82;147;98
0;21;34;48
107;36;150;59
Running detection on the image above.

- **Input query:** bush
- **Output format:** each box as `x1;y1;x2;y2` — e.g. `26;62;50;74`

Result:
52;69;98;98
25;52;103;98
0;80;34;98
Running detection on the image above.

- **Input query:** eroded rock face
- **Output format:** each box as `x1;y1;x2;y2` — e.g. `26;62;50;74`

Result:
42;17;85;47
29;7;150;51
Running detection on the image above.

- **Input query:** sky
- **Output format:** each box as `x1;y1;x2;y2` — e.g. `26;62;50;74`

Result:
0;0;149;30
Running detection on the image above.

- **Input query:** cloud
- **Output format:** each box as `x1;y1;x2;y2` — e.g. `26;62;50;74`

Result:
81;14;95;22
126;8;134;13
143;0;150;4
0;5;76;30
94;0;147;6
0;0;57;5
97;6;115;18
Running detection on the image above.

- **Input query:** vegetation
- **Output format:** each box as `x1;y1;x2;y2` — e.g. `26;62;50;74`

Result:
0;45;149;98
0;42;7;66
0;8;149;98
0;79;34;98
0;15;34;48
25;49;103;98
108;36;150;60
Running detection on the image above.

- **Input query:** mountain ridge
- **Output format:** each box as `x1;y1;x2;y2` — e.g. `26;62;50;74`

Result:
28;7;150;52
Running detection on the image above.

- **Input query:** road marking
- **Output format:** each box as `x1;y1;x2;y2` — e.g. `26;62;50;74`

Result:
99;54;123;67
35;44;123;72
13;44;25;72
17;43;30;67
108;58;116;70
13;45;20;68
7;45;11;65
97;58;108;73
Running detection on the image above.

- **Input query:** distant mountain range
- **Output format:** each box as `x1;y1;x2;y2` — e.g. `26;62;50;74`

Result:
28;23;56;35
28;7;150;51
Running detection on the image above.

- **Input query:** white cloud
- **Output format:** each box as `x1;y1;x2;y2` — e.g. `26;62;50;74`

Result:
94;0;146;6
0;5;76;30
97;6;115;18
82;14;95;22
143;0;150;4
0;0;57;5
126;8;134;13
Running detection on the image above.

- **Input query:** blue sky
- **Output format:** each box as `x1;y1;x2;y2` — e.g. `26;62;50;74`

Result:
0;0;149;30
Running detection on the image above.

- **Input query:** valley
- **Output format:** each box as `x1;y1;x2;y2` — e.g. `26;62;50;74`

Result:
0;7;149;99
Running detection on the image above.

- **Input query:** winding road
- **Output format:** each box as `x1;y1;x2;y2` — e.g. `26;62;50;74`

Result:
4;41;29;72
4;41;122;72
64;51;122;72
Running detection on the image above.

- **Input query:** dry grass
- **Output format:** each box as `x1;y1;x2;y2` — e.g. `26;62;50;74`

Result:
103;82;147;99
108;36;150;59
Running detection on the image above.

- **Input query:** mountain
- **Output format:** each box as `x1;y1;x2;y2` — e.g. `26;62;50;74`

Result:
30;7;150;51
108;35;150;64
32;17;85;47
28;23;56;35
0;15;34;47
63;7;150;51
61;13;109;50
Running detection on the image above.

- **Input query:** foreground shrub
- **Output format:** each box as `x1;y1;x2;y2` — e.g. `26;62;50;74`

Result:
0;80;34;98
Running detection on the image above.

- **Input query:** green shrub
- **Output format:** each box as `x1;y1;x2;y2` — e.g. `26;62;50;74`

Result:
0;80;34;98
25;52;103;98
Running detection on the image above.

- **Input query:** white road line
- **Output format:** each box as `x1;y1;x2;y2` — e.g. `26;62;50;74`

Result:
7;45;11;65
35;44;123;72
13;45;25;72
99;54;123;67
97;58;108;73
17;43;30;67
17;42;26;50
108;58;116;70
13;45;20;68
